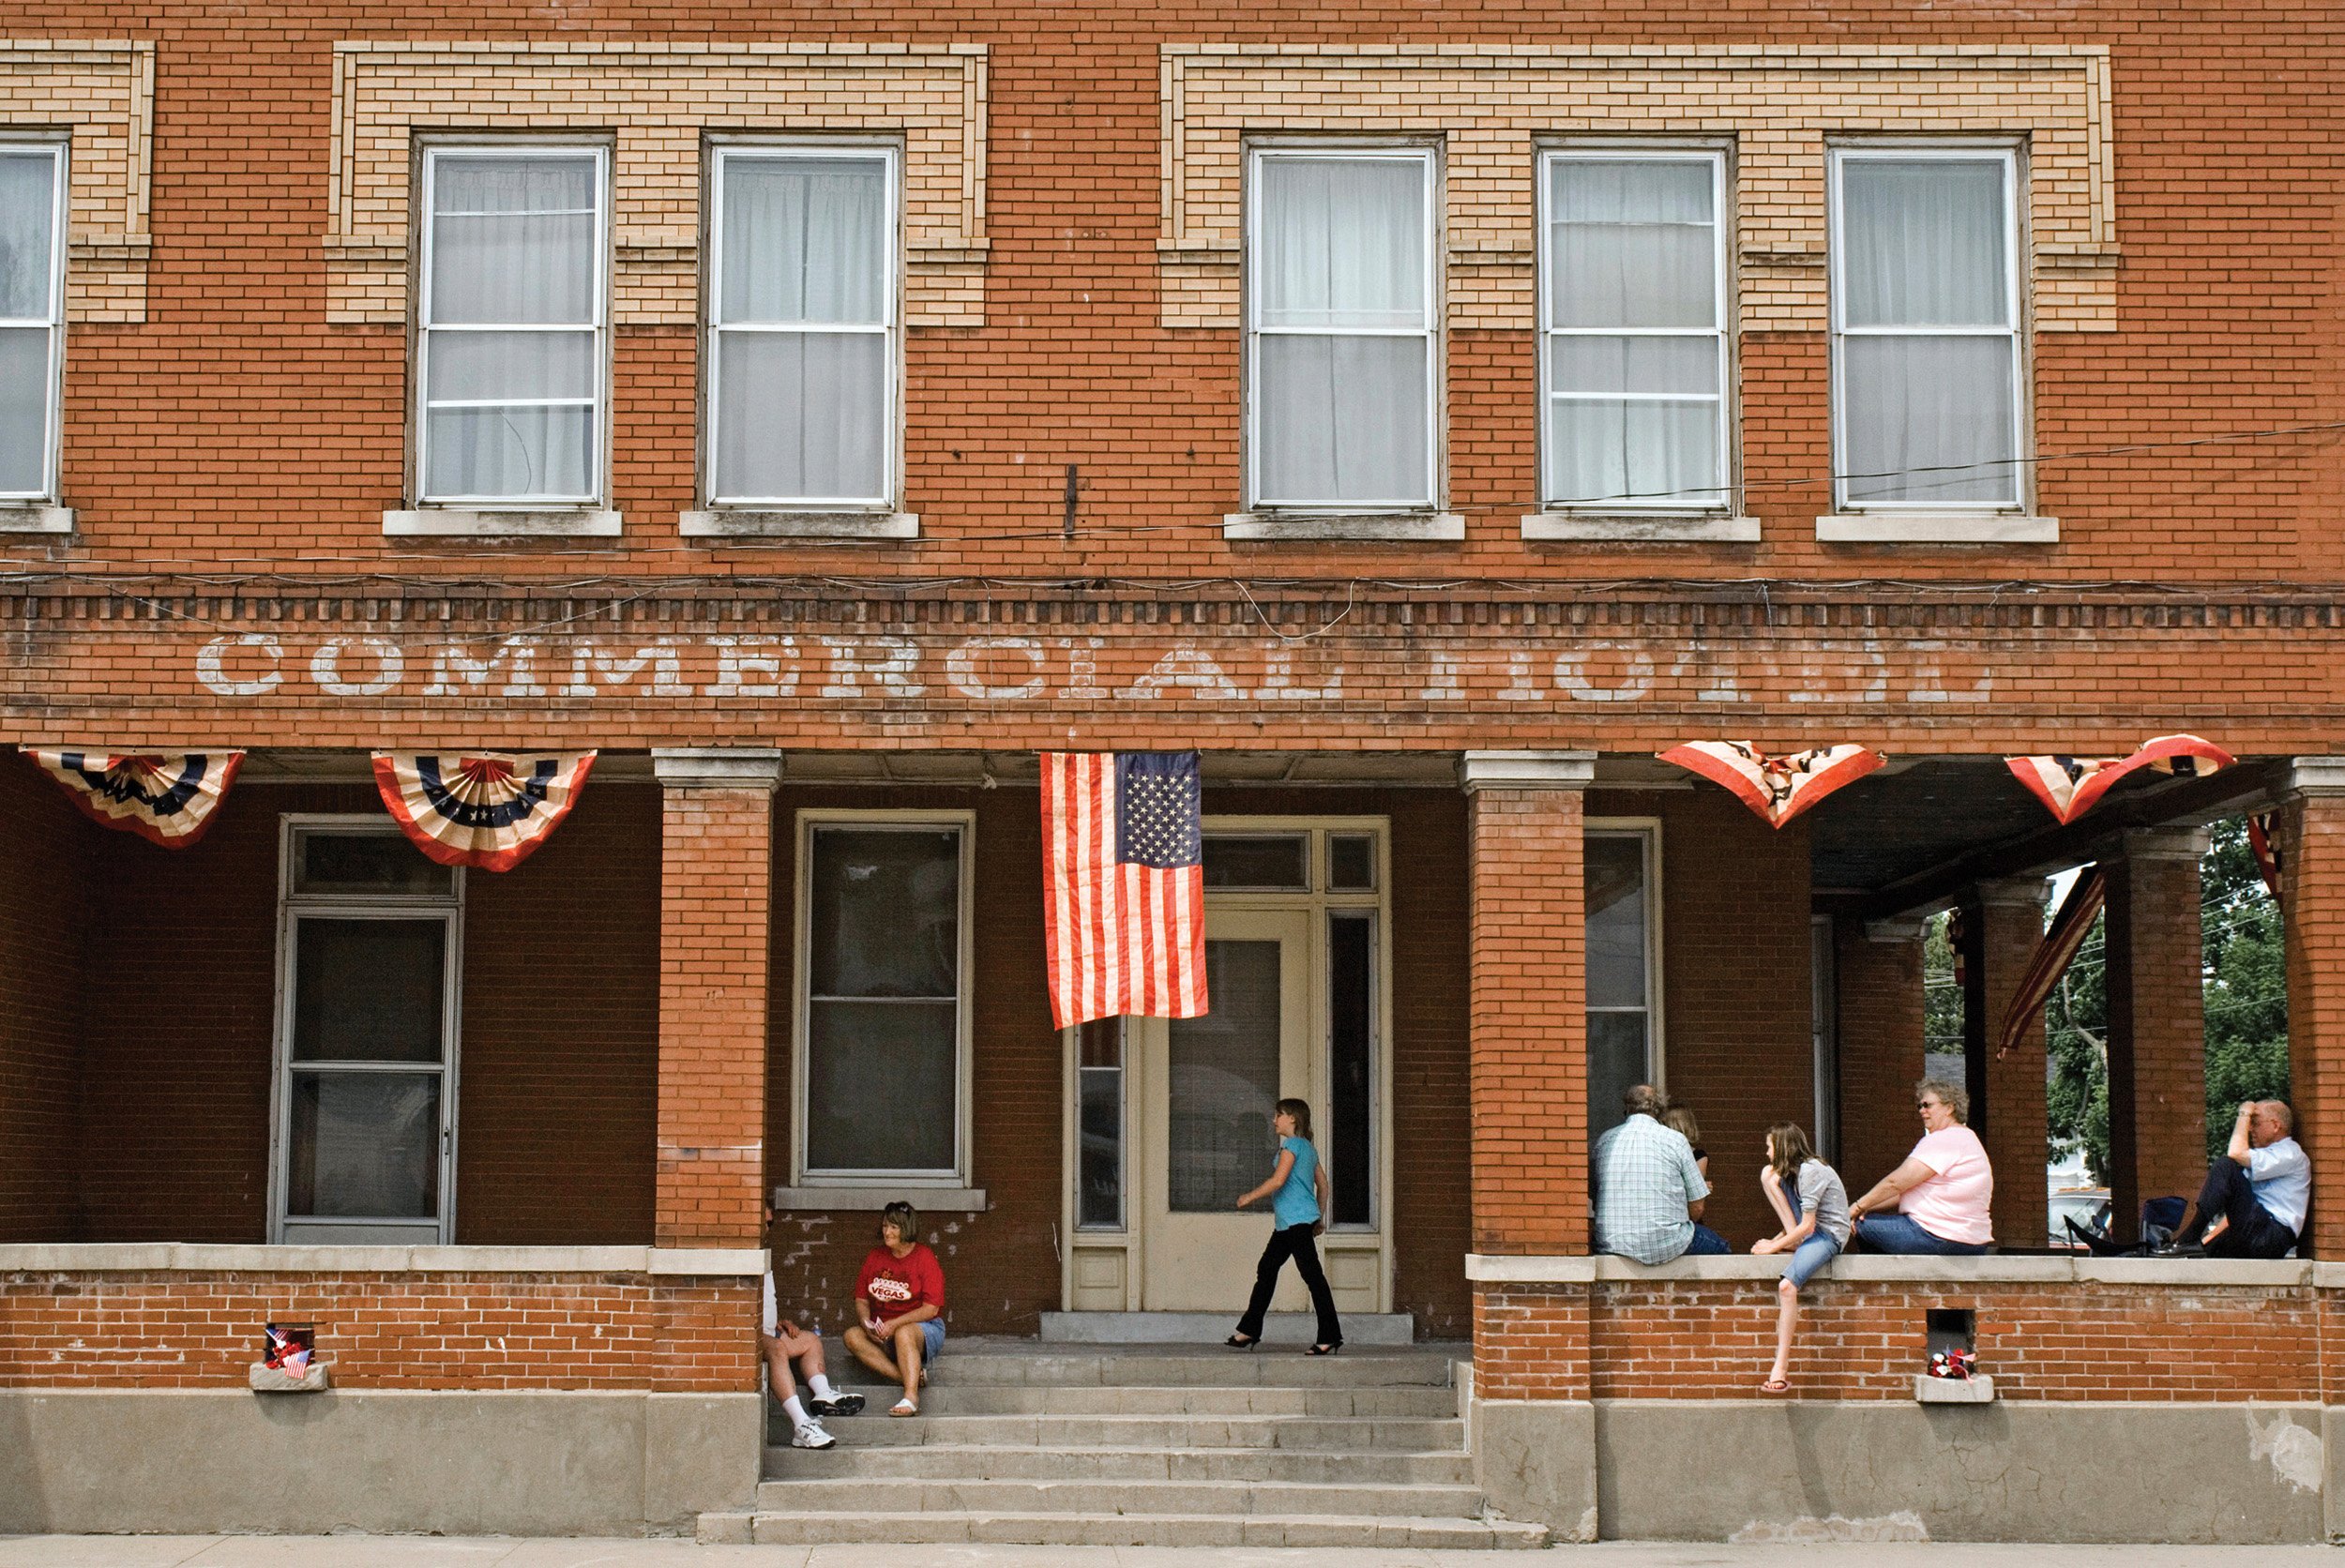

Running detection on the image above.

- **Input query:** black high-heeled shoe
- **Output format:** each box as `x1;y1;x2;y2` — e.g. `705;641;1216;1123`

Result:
1224;1333;1259;1349
1307;1342;1342;1356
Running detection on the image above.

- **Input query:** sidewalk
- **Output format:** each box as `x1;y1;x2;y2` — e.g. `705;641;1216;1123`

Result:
2;1541;2339;1567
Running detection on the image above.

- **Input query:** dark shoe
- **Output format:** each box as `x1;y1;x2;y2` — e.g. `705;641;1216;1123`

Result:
1224;1333;1259;1349
808;1391;865;1417
2148;1241;2208;1259
1307;1342;1342;1356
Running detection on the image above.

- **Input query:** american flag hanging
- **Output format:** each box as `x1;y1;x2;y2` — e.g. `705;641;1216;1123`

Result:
1041;751;1209;1030
2005;734;2234;826
1655;741;1884;829
25;749;245;847
371;751;597;872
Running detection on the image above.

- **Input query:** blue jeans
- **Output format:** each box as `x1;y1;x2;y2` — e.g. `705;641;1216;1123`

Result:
916;1319;946;1362
1783;1230;1842;1289
1682;1223;1732;1256
1856;1213;1987;1256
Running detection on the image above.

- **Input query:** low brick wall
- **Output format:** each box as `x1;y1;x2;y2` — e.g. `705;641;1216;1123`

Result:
0;1245;760;1392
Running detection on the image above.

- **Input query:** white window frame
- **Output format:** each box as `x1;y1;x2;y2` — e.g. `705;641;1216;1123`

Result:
1536;145;1732;514
1827;143;2027;514
1586;819;1666;1105
704;141;900;511
0;138;68;504
413;141;611;509
268;816;465;1245
792;809;976;1188
1243;143;1442;514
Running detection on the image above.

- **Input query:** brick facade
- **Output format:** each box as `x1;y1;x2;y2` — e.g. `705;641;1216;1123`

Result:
1975;879;2051;1248
0;761;89;1243
1834;921;1927;1206
2107;832;2214;1239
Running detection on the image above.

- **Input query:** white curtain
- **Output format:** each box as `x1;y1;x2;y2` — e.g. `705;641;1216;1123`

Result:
1838;158;2018;504
1254;157;1430;505
713;156;889;502
1544;158;1723;506
423;155;600;500
0;328;45;493
0;153;57;494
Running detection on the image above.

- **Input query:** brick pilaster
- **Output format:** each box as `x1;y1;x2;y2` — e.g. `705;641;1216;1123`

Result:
1974;877;2051;1248
1835;916;1928;1194
2284;762;2345;1259
652;747;782;1248
2105;828;2210;1243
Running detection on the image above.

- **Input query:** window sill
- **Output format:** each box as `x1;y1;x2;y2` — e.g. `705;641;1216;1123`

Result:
1521;512;1759;543
771;1184;989;1213
384;507;624;538
1816;512;2058;544
0;505;74;535
1222;510;1464;542
1465;1253;2313;1287
680;509;918;540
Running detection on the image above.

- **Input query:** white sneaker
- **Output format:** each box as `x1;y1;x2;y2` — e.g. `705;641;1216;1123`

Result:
791;1420;837;1450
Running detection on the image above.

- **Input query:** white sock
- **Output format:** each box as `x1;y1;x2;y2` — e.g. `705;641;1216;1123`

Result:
782;1394;809;1426
809;1374;838;1400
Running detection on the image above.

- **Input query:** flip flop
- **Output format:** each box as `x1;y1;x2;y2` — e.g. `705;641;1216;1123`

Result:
1761;1378;1792;1395
890;1396;919;1417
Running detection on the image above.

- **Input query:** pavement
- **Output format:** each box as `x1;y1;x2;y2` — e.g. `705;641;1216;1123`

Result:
2;1542;2341;1567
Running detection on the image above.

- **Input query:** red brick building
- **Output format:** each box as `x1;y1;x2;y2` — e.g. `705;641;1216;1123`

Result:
1;0;2340;1544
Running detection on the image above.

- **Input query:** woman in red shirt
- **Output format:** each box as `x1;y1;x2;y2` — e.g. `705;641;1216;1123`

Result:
841;1199;947;1416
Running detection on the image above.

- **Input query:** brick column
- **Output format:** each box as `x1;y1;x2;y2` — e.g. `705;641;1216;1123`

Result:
1974;877;2050;1248
1835;915;1928;1191
2284;761;2345;1258
651;747;782;1248
2105;827;2210;1243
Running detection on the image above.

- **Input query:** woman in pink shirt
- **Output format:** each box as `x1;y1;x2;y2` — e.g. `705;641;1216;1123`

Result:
1848;1078;1993;1255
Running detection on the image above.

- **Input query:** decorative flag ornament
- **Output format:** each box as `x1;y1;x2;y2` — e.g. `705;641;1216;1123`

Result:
2005;734;2235;826
371;751;598;872
1655;742;1885;829
2248;811;2285;900
1993;866;2107;1060
25;748;245;847
1041;751;1209;1030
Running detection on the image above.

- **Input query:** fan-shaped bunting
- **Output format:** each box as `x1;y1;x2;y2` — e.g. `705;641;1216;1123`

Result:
371;751;598;872
2004;734;2234;826
24;748;245;847
1655;742;1885;829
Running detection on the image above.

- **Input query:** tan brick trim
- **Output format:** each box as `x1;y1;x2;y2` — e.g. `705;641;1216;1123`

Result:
1158;43;2116;334
0;40;155;324
323;41;990;326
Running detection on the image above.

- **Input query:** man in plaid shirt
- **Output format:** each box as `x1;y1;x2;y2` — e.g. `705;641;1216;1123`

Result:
1594;1084;1729;1263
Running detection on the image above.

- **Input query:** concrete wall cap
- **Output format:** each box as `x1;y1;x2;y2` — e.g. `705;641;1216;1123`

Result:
651;747;785;791
1460;750;1598;792
2119;826;2213;860
1862;915;1928;942
1974;876;2051;907
1465;1253;1597;1282
2289;757;2345;797
0;1244;757;1274
646;1247;767;1276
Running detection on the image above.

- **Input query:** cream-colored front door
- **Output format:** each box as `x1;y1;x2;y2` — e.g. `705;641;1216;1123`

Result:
1136;908;1313;1311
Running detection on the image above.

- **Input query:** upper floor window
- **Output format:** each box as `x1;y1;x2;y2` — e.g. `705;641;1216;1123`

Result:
0;142;67;501
707;144;897;509
1540;149;1729;512
1830;147;2023;510
416;144;608;506
1247;146;1436;511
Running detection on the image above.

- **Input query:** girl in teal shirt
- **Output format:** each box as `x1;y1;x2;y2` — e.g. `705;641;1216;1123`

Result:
1226;1097;1343;1355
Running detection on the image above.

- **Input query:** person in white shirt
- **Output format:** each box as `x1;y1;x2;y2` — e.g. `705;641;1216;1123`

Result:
760;1205;864;1449
2172;1100;2308;1259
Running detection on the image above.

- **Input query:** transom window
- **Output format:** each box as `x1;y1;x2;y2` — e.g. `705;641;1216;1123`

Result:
707;144;898;507
0;141;67;502
1829;146;2024;509
1540;148;1730;511
1246;146;1437;510
416;144;609;506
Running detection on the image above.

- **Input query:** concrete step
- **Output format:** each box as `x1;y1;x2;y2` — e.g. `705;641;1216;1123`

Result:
761;1441;1476;1485
704;1509;1549;1549
773;1382;1458;1420
774;1411;1465;1450
842;1340;1460;1389
751;1477;1490;1518
1039;1311;1417;1346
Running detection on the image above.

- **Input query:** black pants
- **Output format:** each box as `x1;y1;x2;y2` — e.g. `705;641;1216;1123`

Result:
1234;1223;1342;1347
2179;1158;2296;1259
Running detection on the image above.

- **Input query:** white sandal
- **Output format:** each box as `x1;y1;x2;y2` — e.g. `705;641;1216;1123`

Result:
889;1396;919;1417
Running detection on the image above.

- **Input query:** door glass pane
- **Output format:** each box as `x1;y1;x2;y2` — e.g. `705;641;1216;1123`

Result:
292;918;446;1063
807;827;961;998
1585;836;1648;1009
295;832;452;896
1586;1012;1650;1142
1077;1018;1125;1229
287;1071;441;1217
1167;939;1282;1212
804;1000;957;1171
1328;912;1373;1227
1327;833;1376;892
1202;834;1308;890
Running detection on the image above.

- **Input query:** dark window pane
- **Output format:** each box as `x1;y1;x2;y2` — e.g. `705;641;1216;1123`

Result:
1587;1012;1650;1141
1167;940;1282;1210
1328;912;1373;1227
292;919;446;1063
1078;1016;1123;1069
1328;833;1376;891
287;1071;440;1217
1202;835;1308;890
808;828;960;998
296;833;451;896
1078;1064;1124;1229
1586;835;1648;1009
805;999;957;1171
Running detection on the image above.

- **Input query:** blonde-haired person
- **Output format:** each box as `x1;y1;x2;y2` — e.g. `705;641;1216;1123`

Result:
1750;1123;1851;1394
1227;1097;1342;1355
1662;1104;1709;1182
1848;1079;1993;1255
842;1200;946;1416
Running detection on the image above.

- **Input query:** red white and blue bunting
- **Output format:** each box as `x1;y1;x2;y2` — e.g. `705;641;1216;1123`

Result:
24;748;245;847
2005;734;2234;826
371;751;598;872
1657;741;1885;829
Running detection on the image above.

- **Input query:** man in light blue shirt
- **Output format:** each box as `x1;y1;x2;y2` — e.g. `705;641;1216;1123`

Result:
1593;1085;1730;1264
2173;1100;2308;1259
